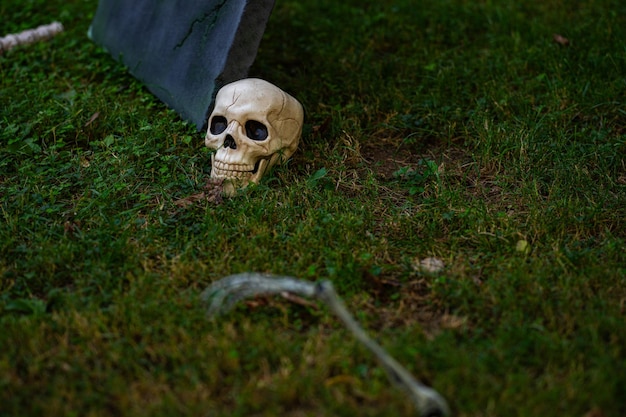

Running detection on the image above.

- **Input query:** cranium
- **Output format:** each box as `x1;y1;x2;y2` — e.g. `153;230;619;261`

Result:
204;78;304;196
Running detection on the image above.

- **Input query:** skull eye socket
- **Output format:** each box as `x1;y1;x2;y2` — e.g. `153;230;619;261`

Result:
245;120;268;141
210;116;228;135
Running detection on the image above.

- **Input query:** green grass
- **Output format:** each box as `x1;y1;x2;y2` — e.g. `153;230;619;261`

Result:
1;0;625;416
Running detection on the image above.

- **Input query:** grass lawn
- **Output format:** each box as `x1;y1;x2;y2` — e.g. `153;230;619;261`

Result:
1;0;625;416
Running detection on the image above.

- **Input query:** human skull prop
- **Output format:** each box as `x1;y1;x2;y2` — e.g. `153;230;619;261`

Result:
205;78;304;196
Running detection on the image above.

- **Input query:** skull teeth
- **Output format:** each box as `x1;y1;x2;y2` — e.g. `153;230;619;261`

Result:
212;159;255;179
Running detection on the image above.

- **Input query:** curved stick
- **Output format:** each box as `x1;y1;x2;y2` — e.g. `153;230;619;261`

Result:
201;273;450;417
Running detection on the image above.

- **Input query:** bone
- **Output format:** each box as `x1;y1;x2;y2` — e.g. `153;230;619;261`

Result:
0;22;64;54
202;273;450;417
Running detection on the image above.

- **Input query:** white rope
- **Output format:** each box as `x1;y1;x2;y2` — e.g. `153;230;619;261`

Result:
201;273;450;417
0;22;64;54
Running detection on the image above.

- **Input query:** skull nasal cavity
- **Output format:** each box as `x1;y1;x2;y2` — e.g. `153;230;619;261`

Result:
224;135;237;149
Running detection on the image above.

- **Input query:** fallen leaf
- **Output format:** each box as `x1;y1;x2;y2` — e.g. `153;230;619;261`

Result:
244;298;270;309
280;291;319;310
311;115;332;137
325;375;360;387
173;192;206;208
412;257;445;273
583;407;604;417
202;178;224;204
515;239;531;255
553;33;570;46
84;111;100;127
440;313;468;330
173;178;224;207
63;220;82;237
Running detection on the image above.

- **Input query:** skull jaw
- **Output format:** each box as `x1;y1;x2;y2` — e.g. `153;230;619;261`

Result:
210;154;272;196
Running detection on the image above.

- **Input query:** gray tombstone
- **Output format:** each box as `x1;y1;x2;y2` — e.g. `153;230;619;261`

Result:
89;0;276;130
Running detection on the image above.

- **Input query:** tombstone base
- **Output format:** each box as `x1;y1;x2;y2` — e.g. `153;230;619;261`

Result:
89;0;276;130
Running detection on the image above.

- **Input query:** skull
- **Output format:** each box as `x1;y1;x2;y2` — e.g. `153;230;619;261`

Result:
204;78;304;196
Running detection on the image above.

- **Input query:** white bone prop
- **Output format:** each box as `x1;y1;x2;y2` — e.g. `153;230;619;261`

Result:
0;22;64;54
202;273;451;417
204;78;304;196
